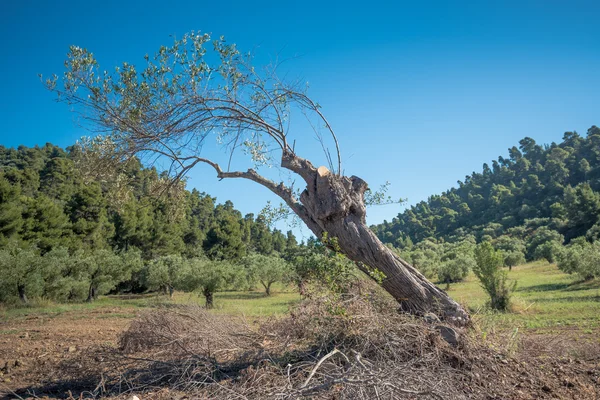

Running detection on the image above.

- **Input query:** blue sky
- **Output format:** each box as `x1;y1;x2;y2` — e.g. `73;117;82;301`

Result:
1;1;599;237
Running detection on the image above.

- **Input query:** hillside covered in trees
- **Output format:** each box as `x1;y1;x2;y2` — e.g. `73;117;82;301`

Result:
0;143;302;304
374;126;600;247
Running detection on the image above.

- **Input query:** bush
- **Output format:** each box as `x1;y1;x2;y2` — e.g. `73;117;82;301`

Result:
474;242;516;311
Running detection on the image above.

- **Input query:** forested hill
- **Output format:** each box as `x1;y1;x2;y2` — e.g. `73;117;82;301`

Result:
373;126;600;247
0;143;296;258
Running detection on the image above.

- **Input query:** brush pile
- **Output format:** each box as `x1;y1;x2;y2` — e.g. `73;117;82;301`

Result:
108;287;598;399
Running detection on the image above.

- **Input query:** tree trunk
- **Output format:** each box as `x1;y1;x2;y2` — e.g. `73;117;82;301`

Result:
203;288;214;309
323;215;467;323
298;280;307;298
87;285;96;302
17;284;28;304
262;281;272;296
280;155;469;325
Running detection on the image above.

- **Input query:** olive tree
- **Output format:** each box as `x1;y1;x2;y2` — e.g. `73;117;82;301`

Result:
556;239;600;280
243;253;290;295
474;242;516;311
182;258;242;308
81;249;133;301
41;246;76;301
144;254;189;297
46;32;467;323
0;242;42;304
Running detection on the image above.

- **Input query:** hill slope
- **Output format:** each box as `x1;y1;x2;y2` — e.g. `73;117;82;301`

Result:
373;126;600;247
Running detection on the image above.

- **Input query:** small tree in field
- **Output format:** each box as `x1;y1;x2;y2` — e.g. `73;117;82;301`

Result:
556;239;600;280
0;242;42;304
527;227;563;262
286;239;358;297
183;258;242;308
81;249;126;301
41;246;75;301
437;237;475;285
474;242;516;311
502;250;526;271
437;254;475;286
243;253;290;295
144;254;189;297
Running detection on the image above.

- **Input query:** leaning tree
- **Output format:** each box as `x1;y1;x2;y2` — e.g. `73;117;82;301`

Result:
45;32;468;324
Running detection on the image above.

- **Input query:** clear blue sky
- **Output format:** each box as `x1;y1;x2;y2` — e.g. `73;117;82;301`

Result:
1;0;599;237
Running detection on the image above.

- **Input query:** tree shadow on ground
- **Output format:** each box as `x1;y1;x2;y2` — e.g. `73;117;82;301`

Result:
517;279;600;293
9;344;319;400
7;377;99;400
217;291;269;300
530;295;600;303
516;283;571;292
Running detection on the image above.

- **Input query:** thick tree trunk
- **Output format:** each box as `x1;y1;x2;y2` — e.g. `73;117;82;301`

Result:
281;155;469;325
322;215;467;322
17;284;28;304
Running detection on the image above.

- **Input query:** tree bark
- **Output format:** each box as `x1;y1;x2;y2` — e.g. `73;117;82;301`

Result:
261;281;272;296
87;285;97;302
279;153;469;325
17;284;28;304
203;288;214;309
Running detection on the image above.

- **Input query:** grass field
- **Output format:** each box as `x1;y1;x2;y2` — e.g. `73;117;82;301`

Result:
0;283;301;322
444;260;600;333
1;262;598;332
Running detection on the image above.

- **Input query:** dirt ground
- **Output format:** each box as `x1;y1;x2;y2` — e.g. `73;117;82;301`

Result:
1;307;599;399
0;308;135;399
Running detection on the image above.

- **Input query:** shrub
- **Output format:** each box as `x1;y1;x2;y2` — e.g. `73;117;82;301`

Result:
474;242;516;311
